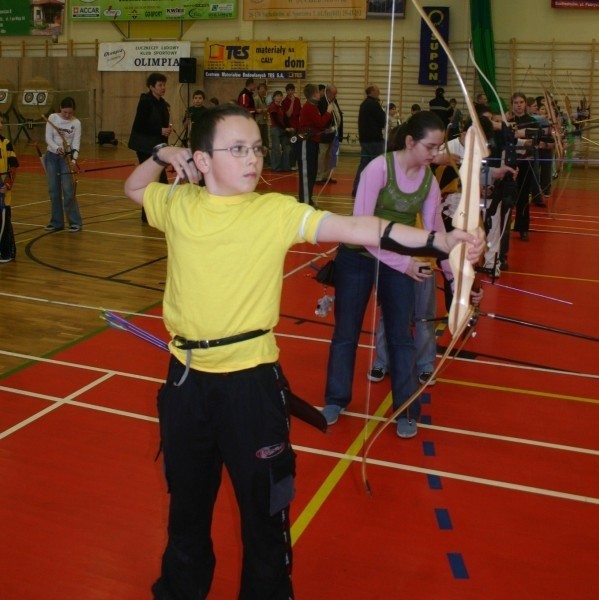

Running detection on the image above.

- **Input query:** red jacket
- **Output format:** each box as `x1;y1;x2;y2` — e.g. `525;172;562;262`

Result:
299;100;332;142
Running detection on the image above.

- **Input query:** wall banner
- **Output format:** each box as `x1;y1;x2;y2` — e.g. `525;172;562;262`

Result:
551;0;599;7
243;0;365;20
0;0;64;37
98;42;191;72
418;6;450;86
204;41;308;79
71;0;236;22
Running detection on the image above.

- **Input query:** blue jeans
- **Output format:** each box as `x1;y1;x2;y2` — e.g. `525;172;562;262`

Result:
45;151;82;229
374;274;436;375
325;247;420;419
270;127;290;171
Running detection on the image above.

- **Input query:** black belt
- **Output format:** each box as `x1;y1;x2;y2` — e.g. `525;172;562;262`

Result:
173;329;269;350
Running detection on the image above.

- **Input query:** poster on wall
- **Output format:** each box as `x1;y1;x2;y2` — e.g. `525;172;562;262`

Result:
243;0;365;20
551;0;599;7
0;0;64;36
71;0;236;22
418;6;449;86
204;41;308;79
367;0;405;18
98;42;191;72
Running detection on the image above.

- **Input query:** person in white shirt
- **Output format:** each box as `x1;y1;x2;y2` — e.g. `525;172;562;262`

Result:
43;96;83;232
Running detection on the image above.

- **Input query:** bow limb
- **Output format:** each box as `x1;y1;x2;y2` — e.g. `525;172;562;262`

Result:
34;142;47;174
361;305;476;494
42;111;78;194
361;0;488;493
409;1;488;335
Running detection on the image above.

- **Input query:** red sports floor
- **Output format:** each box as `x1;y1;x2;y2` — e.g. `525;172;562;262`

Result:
1;165;598;599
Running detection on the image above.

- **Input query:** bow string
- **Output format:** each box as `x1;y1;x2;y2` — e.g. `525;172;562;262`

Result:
361;0;488;493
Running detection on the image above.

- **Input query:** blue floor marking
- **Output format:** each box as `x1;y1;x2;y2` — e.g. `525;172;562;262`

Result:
423;441;436;456
435;508;453;530
427;474;443;490
447;553;469;579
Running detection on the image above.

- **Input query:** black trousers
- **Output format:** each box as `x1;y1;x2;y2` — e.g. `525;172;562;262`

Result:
297;139;319;204
155;357;295;600
0;205;15;260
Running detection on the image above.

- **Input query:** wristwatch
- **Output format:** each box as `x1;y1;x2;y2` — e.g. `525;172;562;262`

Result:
152;143;169;167
425;230;436;249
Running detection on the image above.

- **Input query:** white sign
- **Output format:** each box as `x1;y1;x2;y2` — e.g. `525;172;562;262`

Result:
98;41;192;72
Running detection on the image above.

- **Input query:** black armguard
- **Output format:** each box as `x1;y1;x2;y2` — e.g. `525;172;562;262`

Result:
380;222;449;258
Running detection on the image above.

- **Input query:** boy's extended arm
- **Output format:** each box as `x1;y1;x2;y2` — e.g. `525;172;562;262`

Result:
317;214;484;262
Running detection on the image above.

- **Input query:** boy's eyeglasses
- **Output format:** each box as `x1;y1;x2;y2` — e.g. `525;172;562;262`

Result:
209;145;269;158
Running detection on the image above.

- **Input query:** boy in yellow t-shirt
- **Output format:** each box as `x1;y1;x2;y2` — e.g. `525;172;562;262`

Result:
124;104;483;600
0;121;19;263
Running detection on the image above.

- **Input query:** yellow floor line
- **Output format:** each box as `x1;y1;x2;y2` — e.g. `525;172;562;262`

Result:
291;395;392;545
438;377;599;404
292;373;599;544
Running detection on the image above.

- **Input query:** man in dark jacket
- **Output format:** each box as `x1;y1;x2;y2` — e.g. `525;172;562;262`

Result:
351;84;386;197
428;87;451;127
128;72;172;222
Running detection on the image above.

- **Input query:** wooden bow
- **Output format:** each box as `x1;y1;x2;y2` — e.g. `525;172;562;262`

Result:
42;110;78;194
361;0;488;493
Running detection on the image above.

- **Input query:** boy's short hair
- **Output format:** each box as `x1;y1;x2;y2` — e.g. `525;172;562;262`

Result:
303;83;317;99
285;83;295;91
272;90;283;99
193;90;205;99
190;104;254;154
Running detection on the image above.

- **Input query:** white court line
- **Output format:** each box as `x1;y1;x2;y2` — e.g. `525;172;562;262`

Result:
1;381;596;505
338;410;599;456
1;367;597;456
530;228;599;237
294;445;599;506
0;349;164;382
0;292;165;319
0;372;113;440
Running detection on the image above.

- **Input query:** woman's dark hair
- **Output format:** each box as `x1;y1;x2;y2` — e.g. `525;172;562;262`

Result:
190;104;254;153
60;96;76;110
389;110;444;151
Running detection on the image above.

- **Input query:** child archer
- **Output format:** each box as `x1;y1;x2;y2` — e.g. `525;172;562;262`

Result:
124;104;483;600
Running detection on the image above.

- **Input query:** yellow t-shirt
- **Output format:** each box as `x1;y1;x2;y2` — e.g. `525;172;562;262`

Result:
0;135;18;207
144;183;329;373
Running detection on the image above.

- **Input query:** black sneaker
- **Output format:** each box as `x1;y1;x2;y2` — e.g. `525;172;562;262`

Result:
418;371;437;386
43;224;63;232
367;366;387;383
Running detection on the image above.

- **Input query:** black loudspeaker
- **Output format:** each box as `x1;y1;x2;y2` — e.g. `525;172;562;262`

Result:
179;58;197;84
97;131;117;146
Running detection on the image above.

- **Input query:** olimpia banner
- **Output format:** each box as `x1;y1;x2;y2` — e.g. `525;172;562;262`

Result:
98;42;191;72
204;41;308;79
71;0;237;22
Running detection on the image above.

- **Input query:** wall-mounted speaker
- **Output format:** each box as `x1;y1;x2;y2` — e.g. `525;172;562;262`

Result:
179;57;197;84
